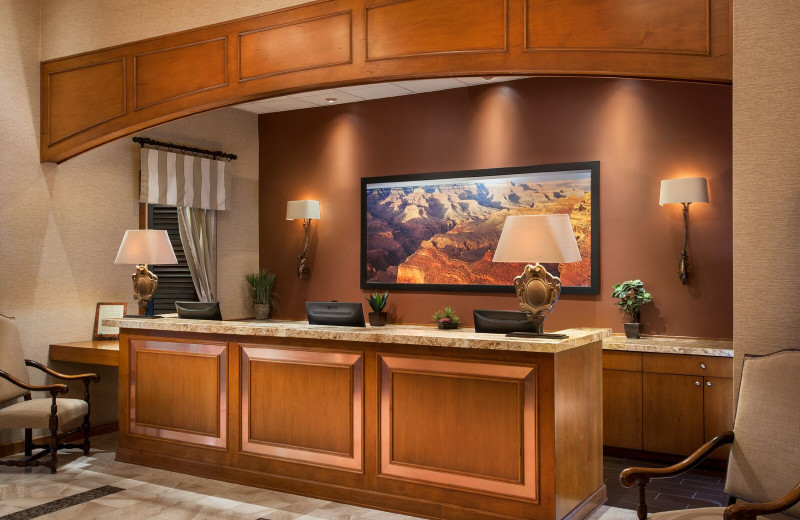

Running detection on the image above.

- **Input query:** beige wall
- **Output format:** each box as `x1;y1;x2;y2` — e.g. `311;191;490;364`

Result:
0;0;262;446
733;0;800;400
40;0;310;61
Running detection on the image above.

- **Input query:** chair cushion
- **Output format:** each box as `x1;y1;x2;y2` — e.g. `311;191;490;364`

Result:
0;398;87;430
725;350;800;519
0;315;30;403
651;507;794;520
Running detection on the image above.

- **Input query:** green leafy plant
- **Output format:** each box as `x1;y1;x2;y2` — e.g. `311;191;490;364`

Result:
611;280;653;323
432;306;459;324
246;269;279;307
366;291;389;313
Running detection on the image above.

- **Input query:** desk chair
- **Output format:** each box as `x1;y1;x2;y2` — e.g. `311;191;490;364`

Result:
0;315;99;473
620;349;800;520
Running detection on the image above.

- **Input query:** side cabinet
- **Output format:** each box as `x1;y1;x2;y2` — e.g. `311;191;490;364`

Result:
603;350;733;460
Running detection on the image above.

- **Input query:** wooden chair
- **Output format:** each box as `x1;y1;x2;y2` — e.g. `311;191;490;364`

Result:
620;349;800;520
0;314;99;473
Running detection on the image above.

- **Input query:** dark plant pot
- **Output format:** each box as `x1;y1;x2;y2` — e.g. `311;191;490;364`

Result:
624;322;641;339
369;311;387;327
438;321;459;330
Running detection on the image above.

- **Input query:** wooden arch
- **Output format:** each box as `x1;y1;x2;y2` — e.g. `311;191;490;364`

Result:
40;0;730;163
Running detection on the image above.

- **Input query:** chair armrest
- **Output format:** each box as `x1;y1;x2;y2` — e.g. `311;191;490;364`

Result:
620;431;734;486
0;369;69;394
25;360;100;383
724;482;800;520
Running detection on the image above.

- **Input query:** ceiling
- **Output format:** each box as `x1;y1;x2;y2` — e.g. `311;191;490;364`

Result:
233;76;528;114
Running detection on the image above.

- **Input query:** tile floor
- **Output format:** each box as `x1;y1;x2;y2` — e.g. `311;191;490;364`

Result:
0;434;684;520
603;454;728;513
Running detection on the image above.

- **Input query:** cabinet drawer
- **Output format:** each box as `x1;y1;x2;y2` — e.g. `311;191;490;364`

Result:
642;353;732;378
603;351;642;371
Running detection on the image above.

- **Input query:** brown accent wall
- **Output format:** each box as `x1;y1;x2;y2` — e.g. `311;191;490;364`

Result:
259;77;732;337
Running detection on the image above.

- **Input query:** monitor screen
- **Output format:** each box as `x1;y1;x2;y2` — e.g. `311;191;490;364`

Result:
175;301;222;321
306;301;365;327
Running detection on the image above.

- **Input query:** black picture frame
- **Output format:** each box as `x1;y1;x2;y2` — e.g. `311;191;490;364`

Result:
360;161;599;295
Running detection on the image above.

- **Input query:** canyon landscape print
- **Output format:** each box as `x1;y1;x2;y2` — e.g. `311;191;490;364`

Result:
362;166;595;292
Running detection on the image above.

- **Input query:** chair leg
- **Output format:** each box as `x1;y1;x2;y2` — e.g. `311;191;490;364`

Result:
24;428;32;456
82;416;91;456
47;430;58;474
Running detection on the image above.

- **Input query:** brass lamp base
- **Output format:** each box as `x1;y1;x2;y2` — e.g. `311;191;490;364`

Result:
132;264;159;317
508;263;566;339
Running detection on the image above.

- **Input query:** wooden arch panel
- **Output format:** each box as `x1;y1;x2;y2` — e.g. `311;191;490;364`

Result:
40;0;731;163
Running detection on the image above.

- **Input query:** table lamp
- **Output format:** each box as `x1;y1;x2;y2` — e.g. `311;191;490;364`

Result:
492;214;582;338
659;177;709;285
286;200;320;279
114;229;178;317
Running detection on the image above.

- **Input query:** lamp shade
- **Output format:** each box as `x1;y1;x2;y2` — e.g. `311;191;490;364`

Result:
492;214;581;264
114;229;177;265
659;177;709;205
286;200;320;220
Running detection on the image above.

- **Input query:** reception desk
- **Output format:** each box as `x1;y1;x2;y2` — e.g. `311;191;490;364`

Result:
106;318;610;520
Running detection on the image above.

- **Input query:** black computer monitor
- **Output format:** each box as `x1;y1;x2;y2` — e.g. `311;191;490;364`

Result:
306;301;365;327
175;301;222;321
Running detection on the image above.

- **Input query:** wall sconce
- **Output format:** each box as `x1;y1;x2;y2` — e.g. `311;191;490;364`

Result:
659;177;709;285
492;214;582;338
286;200;320;280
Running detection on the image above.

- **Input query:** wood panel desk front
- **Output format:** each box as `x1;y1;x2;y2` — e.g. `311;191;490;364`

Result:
105;318;610;520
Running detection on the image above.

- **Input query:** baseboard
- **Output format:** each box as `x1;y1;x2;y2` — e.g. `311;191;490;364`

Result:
560;485;606;520
0;421;118;458
117;446;551;520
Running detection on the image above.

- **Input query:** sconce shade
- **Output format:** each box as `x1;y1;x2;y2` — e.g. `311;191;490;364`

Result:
493;214;581;264
286;200;320;220
659;178;709;205
114;229;177;265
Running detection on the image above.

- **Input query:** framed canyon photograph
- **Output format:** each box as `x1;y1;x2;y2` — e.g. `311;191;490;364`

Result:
361;161;599;295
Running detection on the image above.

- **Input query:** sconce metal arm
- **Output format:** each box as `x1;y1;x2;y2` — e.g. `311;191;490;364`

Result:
297;218;311;279
679;202;690;285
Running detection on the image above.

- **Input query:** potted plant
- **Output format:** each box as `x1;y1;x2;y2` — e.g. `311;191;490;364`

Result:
611;279;653;339
433;307;460;330
366;291;389;326
246;268;278;320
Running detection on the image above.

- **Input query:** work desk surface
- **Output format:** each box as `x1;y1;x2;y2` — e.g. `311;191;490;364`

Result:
105;317;610;353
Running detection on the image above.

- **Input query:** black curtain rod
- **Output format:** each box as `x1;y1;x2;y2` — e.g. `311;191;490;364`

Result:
133;136;237;161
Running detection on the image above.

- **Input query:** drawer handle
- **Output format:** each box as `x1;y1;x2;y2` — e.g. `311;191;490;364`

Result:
707;381;712;387
700;363;706;369
695;381;701;386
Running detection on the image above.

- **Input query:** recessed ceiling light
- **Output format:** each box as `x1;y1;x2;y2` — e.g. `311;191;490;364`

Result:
326;98;337;104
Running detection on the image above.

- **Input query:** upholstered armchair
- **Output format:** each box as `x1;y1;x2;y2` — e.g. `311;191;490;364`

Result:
0;315;99;473
620;349;800;520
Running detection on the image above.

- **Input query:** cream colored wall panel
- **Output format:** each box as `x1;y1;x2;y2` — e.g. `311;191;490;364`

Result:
1;0;261;447
732;0;800;402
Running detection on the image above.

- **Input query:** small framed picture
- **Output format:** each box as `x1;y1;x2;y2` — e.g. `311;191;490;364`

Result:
93;302;127;340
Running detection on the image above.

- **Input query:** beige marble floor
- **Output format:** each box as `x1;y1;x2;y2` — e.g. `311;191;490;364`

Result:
0;434;636;520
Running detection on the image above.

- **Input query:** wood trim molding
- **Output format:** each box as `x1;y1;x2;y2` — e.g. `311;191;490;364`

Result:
238;11;353;82
40;0;730;163
240;344;364;471
45;57;127;146
129;339;228;448
378;354;538;500
523;0;712;56
133;37;229;110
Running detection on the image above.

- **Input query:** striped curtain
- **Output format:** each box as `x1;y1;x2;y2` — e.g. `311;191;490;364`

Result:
139;148;231;210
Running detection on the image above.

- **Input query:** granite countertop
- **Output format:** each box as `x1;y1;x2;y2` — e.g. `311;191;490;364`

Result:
603;335;733;357
104;317;610;354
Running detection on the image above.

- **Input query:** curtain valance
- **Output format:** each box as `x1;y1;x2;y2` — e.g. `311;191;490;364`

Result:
139;148;231;210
